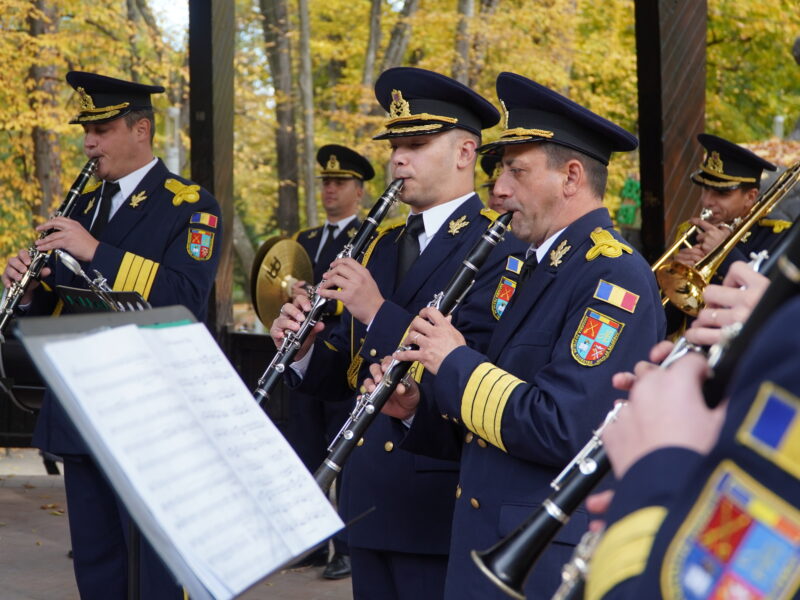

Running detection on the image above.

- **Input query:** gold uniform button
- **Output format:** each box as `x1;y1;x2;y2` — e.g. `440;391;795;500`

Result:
455;485;462;499
357;438;365;447
441;413;449;420
477;438;488;448
369;349;377;357
384;441;394;452
465;432;474;443
451;416;459;424
470;498;480;509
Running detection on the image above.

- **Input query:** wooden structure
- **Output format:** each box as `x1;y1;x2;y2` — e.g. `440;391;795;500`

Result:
635;0;708;263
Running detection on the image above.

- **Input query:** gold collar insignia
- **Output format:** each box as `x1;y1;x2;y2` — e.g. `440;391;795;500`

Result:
84;198;95;214
549;240;571;267
346;226;358;239
448;215;469;235
307;229;319;239
129;191;147;208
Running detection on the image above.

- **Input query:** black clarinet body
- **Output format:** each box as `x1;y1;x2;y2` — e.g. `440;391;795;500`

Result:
314;211;513;493
0;157;98;337
253;179;404;405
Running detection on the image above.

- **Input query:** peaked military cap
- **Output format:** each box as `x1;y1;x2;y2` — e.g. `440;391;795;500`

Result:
480;154;502;188
317;144;375;181
690;133;777;190
373;67;499;140
479;72;638;165
66;71;165;125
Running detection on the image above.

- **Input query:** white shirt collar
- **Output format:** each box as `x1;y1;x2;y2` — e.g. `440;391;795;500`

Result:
109;157;159;217
531;227;567;265
409;191;474;251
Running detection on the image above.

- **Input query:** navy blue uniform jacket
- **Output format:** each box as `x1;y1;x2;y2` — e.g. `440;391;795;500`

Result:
587;296;800;600
293;194;527;554
30;159;221;455
403;208;666;599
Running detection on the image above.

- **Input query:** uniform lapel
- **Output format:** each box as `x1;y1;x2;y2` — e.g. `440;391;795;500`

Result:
487;208;614;361
100;160;170;247
392;195;483;307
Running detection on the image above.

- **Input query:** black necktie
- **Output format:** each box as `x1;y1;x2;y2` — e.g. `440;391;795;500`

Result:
396;214;425;286
317;224;340;261
507;252;538;310
90;181;120;237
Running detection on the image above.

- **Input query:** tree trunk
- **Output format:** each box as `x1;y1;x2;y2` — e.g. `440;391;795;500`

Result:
469;0;501;87
452;0;473;84
260;0;300;234
380;0;421;72
297;0;317;227
27;0;62;220
363;0;382;87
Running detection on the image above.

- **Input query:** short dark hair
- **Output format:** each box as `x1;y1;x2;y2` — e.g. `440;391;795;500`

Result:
541;142;608;199
124;108;156;144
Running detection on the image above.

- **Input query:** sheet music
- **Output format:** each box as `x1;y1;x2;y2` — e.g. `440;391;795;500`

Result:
43;322;342;599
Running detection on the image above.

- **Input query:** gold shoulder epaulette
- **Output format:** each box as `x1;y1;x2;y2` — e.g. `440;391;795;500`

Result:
674;220;692;242
585;227;633;261
758;218;793;233
165;178;201;206
83;180;102;195
480;207;500;221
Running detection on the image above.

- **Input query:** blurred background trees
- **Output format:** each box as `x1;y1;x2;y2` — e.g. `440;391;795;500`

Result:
1;0;798;303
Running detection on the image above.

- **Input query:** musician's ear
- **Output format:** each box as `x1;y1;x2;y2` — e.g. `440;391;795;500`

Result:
743;187;759;211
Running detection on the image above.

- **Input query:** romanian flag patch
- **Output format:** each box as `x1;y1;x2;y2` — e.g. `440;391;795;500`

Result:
663;461;800;600
190;212;218;228
571;308;623;366
737;382;800;479
187;228;214;261
492;276;517;320
593;280;639;313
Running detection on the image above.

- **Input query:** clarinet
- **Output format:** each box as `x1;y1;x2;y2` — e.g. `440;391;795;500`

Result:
0;157;98;338
550;530;602;600
473;225;800;599
314;211;513;493
253;179;404;405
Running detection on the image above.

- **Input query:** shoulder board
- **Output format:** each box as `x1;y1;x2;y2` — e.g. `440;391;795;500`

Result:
674;220;692;241
83;180;102;195
295;226;322;240
585;227;633;261
480;207;500;221
164;178;201;206
758;218;793;233
360;227;396;267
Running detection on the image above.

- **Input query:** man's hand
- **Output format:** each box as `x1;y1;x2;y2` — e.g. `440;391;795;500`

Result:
393;307;465;376
692;217;731;255
685;261;769;347
2;249;50;304
268;293;324;359
611;340;674;393
365;357;421;420
674;245;705;266
317;257;384;325
586;490;614;532
34;217;99;262
603;353;725;480
290;280;309;300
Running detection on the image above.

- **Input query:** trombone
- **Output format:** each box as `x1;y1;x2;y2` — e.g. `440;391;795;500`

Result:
654;161;800;316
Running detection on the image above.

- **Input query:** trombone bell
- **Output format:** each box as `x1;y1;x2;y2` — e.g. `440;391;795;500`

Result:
655;261;706;316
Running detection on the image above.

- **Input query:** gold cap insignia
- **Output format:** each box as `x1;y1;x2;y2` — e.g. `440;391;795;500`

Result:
500;99;510;130
77;87;96;111
390;89;411;119
549;240;571;267
448;215;470;235
326;154;340;171
707;151;724;174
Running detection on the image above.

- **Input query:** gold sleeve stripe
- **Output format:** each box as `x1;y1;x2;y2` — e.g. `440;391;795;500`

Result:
586;506;668;600
113;252;160;300
461;362;524;452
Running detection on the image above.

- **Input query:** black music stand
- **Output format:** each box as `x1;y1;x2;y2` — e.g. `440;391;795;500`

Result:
55;285;149;313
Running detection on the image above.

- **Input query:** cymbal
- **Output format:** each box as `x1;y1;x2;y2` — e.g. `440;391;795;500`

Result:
251;236;313;326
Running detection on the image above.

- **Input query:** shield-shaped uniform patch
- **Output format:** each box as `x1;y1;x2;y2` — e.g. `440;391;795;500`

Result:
492;276;517;320
571;308;623;366
662;461;800;600
187;228;215;261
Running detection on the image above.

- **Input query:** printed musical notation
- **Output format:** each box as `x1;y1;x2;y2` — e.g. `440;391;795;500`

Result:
43;322;342;600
